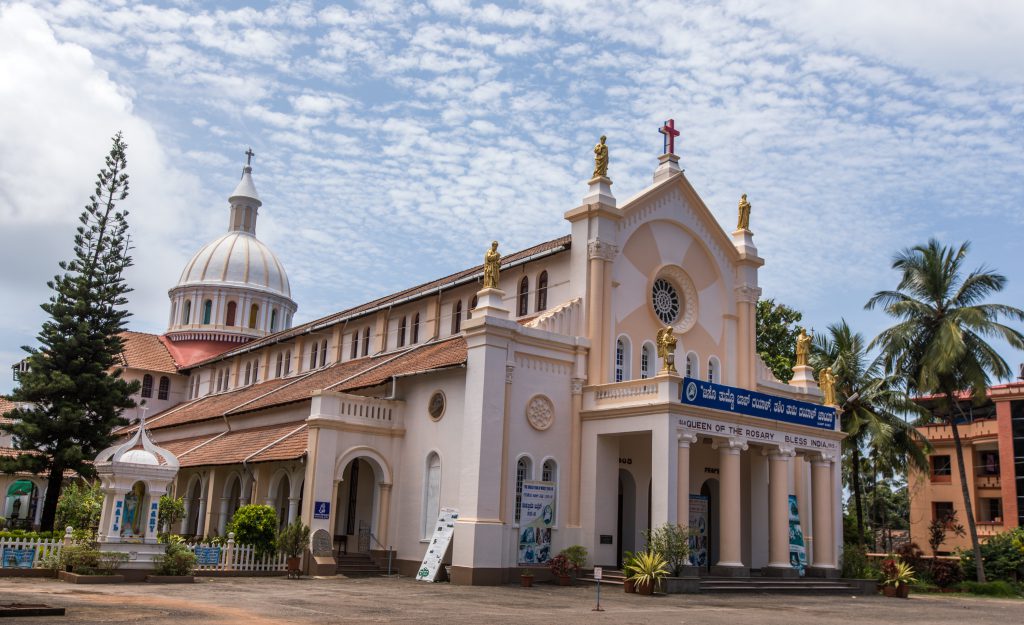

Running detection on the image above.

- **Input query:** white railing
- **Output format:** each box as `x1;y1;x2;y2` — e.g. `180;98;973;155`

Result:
0;536;64;570
185;534;287;573
311;392;405;430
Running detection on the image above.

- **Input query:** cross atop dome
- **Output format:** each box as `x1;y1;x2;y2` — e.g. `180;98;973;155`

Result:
245;147;255;168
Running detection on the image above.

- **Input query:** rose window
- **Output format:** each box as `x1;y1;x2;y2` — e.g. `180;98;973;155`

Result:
652;278;680;324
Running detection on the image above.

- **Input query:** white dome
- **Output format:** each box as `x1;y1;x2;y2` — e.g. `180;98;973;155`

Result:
176;232;291;298
119;448;159;466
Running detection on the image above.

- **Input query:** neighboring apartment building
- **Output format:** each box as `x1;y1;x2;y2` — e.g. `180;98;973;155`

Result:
909;380;1024;553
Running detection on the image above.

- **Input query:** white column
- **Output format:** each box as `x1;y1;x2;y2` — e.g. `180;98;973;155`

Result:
809;455;837;575
195;495;208;538
676;433;697;528
713;438;747;575
217;497;230;535
651;420;676;528
33;487;45;528
287;496;300;524
765;447;797;576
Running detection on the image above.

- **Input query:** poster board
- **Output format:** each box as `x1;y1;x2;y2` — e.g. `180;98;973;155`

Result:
517;481;556;565
416;507;458;582
2;547;35;569
788;495;807;576
688;495;708;567
194;546;222;566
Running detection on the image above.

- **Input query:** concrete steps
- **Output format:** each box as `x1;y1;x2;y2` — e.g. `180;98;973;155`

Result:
699;577;862;594
336;553;383;576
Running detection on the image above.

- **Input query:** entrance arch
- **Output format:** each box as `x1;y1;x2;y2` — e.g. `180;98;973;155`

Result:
333;447;393;554
699;478;720;571
616;469;637;567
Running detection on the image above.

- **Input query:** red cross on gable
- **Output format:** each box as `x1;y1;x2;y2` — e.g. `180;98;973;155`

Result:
659;119;680;155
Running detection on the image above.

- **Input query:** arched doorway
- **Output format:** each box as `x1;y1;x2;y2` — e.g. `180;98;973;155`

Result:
185;478;203;536
616;469;636;568
4;480;38;530
274;474;291;530
699;479;720;571
336;458;378;553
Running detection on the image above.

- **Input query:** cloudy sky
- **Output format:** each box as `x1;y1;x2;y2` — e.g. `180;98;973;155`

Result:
1;0;1022;393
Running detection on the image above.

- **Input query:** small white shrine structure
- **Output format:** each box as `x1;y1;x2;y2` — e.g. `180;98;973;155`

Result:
94;417;180;567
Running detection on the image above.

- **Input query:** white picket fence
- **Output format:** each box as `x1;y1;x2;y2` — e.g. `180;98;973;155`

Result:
0;536;64;569
185;536;288;573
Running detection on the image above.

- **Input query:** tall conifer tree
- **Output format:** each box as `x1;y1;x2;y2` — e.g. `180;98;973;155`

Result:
1;133;138;531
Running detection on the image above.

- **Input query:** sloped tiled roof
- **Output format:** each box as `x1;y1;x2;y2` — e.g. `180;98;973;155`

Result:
137;336;468;433
173;422;308;467
0;397;20;425
189;236;570;368
119;331;178;373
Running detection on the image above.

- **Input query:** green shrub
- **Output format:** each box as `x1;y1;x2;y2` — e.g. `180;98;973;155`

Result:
0;530;59;540
54;482;103;533
930;559;964;589
960;527;1024;583
60;544;129;575
153;542;196;576
642;523;691;576
158;495;186;535
960;580;1021;598
841;544;870;579
225;505;278;558
277;520;311;558
560;545;588;573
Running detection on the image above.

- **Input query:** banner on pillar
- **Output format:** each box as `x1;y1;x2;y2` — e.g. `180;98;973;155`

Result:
688;495;708;568
416;507;458;582
788;495;807;576
517;481;556;565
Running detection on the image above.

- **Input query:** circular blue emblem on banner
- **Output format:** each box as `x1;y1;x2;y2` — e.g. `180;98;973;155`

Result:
685;381;697;402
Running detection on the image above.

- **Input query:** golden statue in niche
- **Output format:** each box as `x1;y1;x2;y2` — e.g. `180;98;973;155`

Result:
657;326;677;373
737;193;751;230
819;366;837;406
482;241;501;289
795;327;812;367
592;135;609;179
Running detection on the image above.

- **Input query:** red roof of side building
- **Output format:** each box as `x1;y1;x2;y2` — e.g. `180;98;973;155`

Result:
118;331;179;373
0;397;20;425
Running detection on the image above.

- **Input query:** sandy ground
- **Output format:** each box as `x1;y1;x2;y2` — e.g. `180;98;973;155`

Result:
0;575;1020;624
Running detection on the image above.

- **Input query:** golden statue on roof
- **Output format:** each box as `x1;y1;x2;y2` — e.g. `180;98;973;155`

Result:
593;135;609;179
737;193;751;230
482;241;501;289
795;327;812;367
657;326;677;373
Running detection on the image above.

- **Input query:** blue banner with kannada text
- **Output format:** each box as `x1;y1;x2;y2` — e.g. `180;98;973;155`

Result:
680;377;836;431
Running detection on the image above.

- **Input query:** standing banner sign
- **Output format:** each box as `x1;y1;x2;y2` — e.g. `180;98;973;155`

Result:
2;547;35;569
688;495;708;568
788;495;807;576
517;481;556;565
416;507;458;582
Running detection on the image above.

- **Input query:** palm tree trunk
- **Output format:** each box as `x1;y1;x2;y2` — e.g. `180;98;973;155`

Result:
948;412;986;582
851;445;865;548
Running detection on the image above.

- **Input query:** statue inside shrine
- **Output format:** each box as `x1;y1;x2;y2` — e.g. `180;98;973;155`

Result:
120;481;146;539
657;326;677;373
592;135;609;178
795;327;812;367
737;194;751;230
482;241;501;289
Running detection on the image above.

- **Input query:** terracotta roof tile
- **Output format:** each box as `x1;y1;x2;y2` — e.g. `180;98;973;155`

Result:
0;448;77;477
190;236;570;368
142;376;297;431
174;422;308;467
119;331;178;373
334;337;467;392
0;397;20;425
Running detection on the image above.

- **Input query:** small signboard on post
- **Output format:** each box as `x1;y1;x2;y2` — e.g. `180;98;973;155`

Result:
194;546;222;566
416;507;458;583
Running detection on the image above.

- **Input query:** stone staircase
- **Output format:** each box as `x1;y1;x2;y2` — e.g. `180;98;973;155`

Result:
335;553;384;577
579;569;866;594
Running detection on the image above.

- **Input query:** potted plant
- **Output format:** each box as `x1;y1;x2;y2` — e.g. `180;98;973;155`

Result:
561;545;588;577
549;553;573;586
520;568;535;587
625;550;669;595
881;558;916;598
277;519;311;579
622;551;637;593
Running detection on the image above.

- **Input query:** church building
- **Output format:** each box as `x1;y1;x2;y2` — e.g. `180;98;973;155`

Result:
108;127;844;584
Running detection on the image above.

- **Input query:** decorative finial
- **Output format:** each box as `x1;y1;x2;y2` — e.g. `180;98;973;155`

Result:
737;193;751;230
245;147;255;168
482;241;501;289
659;119;679;156
656;326;677;373
592;135;608;179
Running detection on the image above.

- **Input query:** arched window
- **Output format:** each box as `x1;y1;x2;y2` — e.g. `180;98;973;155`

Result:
411;313;420;344
284;350;291;375
536;271;548;312
362;327;370;356
319;339;328;367
202;299;213;325
708;357;719;384
451;301;462;334
398;316;407;348
158;376;170;400
251;359;259;384
183;300;192;325
514;456;533;524
518;277;529;316
469;295;477;319
169;301;177;327
226;301;237;326
685;352;698;379
249;303;259;329
542;458;557;483
244;362;252;386
270;309;278;332
275;353;283;378
422;452;442;539
641;343;654;379
309;341;319;369
615;336;631;382
351;330;359;359
141;374;153;398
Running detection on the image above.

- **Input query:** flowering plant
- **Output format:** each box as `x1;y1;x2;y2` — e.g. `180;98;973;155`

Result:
548;553;572;577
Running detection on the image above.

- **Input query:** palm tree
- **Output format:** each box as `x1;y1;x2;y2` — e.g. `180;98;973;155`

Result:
811;320;929;549
867;239;1024;582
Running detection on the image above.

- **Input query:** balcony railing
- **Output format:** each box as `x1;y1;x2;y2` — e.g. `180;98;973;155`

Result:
310;391;405;430
583;376;680;411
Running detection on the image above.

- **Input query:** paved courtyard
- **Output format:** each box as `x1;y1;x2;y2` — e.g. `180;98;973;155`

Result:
0;576;1020;624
